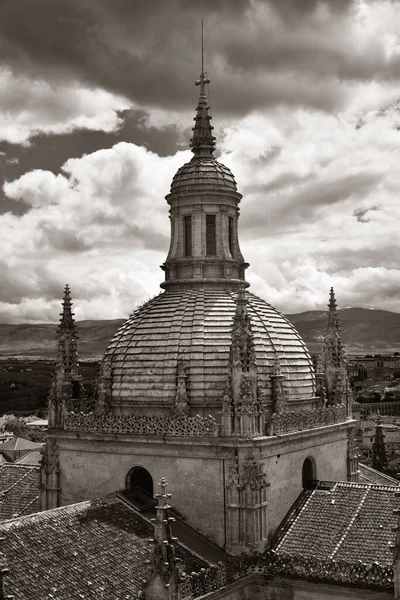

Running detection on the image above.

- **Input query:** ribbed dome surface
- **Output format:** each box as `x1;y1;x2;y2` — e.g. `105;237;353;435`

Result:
170;158;237;194
104;290;316;415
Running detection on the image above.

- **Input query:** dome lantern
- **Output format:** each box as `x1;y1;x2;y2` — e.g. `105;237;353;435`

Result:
161;67;249;291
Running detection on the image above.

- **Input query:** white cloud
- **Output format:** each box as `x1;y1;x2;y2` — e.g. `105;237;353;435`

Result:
2;1;400;322
0;68;131;145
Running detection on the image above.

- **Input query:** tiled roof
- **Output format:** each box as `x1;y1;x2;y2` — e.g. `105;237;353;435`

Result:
359;463;400;486
16;451;42;466
385;431;400;443
269;481;400;567
170;158;237;193
0;437;43;452
0;497;211;600
105;290;316;410
0;464;39;520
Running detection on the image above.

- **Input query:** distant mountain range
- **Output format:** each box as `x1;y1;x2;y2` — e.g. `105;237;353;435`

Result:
287;308;400;354
0;307;399;359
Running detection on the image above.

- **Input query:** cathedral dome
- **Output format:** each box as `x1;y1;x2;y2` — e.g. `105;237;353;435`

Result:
170;157;237;194
104;289;316;416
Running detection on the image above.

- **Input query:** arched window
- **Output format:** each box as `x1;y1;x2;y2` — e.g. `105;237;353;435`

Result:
126;466;153;498
302;457;316;489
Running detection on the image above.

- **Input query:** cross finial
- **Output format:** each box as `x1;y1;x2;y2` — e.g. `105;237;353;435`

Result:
190;19;215;157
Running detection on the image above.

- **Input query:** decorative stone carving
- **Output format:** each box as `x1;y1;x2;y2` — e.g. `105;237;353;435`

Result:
140;478;191;600
241;452;270;491
182;550;393;597
222;289;265;437
318;288;353;411
65;412;218;437
225;451;270;553
263;551;393;589
271;404;347;436
172;360;189;417
48;285;86;428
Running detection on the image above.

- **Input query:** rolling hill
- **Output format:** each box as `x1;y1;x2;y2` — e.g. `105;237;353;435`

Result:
0;307;399;359
287;307;400;354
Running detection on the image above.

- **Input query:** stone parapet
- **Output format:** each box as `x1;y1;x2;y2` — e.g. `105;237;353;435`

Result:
271;404;347;436
64;411;218;437
264;550;393;590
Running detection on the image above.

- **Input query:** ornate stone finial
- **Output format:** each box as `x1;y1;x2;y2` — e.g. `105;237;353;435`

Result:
57;284;79;372
372;412;389;473
327;287;340;332
222;290;264;437
141;478;181;600
318;288;350;407
47;286;85;434
190;22;215;158
58;284;78;335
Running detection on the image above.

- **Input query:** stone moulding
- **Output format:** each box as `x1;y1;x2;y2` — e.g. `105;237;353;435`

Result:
64;411;218;437
271;404;347;436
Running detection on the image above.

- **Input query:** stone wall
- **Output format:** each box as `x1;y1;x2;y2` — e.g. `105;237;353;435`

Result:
261;423;351;537
57;435;229;546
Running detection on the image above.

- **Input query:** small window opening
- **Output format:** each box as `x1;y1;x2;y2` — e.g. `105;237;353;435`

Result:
126;466;154;497
184;215;192;257
302;457;315;490
206;214;216;256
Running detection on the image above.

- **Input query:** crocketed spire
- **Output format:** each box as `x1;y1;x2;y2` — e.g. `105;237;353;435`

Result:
327;287;340;332
318;288;351;408
140;478;181;600
222;289;263;437
56;284;79;373
189;70;215;158
58;284;78;335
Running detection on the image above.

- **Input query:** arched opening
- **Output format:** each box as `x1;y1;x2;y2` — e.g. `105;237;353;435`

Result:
126;466;154;500
302;457;316;490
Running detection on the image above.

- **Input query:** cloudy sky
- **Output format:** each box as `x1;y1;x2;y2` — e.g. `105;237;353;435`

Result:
1;0;400;323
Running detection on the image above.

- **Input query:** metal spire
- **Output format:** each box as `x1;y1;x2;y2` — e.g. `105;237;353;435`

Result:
190;19;216;158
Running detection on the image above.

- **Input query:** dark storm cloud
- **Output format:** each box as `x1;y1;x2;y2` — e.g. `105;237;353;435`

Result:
0;0;370;116
240;170;383;234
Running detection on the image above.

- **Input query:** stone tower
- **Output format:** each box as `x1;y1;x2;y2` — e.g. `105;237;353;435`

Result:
319;287;352;411
43;68;356;553
40;285;85;510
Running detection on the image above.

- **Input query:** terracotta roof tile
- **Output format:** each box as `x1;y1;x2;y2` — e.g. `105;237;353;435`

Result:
16;451;43;467
0;464;39;520
0;497;210;600
269;482;400;569
359;464;400;487
0;437;43;452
